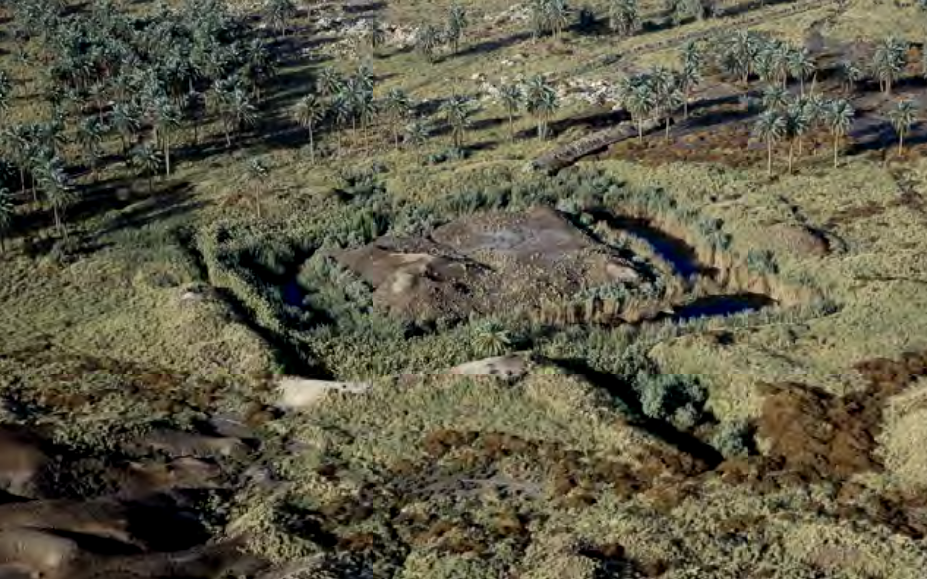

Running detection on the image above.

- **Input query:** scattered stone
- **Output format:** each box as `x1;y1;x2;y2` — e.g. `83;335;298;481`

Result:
122;457;222;496
277;378;373;410
0;428;48;497
0;499;134;544
448;355;529;379
138;429;247;459
0;528;77;579
207;414;256;440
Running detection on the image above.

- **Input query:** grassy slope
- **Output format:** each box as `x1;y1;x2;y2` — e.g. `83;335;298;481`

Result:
2;0;927;575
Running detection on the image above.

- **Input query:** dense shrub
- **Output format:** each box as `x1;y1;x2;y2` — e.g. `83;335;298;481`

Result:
711;420;754;458
634;371;707;427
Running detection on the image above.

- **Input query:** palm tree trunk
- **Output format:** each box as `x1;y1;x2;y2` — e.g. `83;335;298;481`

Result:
833;135;839;167
164;136;171;176
224;122;231;148
899;132;904;155
52;204;61;235
767;141;773;175
637;119;643;142
310;125;316;163
683;90;689;119
664;117;670;141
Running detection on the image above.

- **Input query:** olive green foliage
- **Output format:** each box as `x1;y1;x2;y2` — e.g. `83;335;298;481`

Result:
634;370;706;427
193;163;822;383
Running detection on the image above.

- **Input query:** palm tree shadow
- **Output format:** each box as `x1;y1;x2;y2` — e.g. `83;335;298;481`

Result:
540;108;630;137
453;31;534;58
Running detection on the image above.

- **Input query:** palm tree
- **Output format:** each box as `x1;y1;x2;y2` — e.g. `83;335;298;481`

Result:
365;17;387;55
220;88;257;148
381;88;411;149
651;68;682;140
246;158;269;218
726;30;759;86
264;0;297;36
678;40;702;119
547;0;570;39
440;94;476;149
154;98;181;176
316;67;344;98
446;3;469;54
839;60;864;95
415;24;442;63
0;187;13;252
523;75;560;140
345;78;377;145
76;116;104;181
794;95;823;156
872;37;908;95
330;92;353;155
292;93;327;162
0;89;10;125
826;99;855;167
35;158;74;238
787;48;816;96
753;110;786;175
3;126;31;194
403;116;431;152
0;69;12;103
183;90;207;146
498;83;522;139
770;43;791;88
620;75;655;142
888;99;917;155
608;0;639;37
784;105;809;173
669;0;699;26
132;143;163;193
761;85;790;112
529;0;551;38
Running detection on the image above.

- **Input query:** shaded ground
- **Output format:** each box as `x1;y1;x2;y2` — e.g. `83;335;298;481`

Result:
270;349;927;577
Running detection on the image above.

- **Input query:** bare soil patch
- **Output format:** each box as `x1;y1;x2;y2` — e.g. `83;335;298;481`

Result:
334;207;644;322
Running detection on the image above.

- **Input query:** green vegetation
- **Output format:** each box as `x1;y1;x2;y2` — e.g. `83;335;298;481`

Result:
3;0;927;576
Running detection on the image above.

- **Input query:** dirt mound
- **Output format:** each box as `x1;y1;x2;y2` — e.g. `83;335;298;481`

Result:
766;223;831;257
754;350;927;484
335;207;643;322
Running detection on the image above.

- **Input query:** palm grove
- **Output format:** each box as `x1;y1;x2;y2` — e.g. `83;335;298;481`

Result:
0;0;921;249
0;0;276;245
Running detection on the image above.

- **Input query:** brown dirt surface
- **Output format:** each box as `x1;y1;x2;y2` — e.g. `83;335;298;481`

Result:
755;350;927;484
334;207;643;322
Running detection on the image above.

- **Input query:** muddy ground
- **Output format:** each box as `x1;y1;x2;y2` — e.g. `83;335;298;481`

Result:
334;207;645;322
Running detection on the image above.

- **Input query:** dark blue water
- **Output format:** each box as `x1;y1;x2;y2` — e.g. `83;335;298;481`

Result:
282;281;306;307
669;294;776;322
604;216;702;278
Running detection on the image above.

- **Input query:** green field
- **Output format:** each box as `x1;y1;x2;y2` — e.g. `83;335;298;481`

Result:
2;0;927;576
